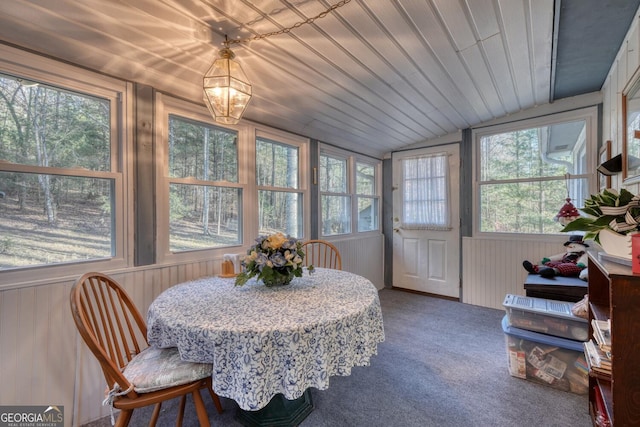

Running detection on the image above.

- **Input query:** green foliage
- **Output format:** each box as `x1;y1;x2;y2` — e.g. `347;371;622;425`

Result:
480;128;569;181
0;75;111;228
0;79;110;169
480;180;571;233
477;124;588;234
561;188;640;242
99;195;111;216
580;188;636;216
169;116;238;182
235;233;312;287
169;190;189;222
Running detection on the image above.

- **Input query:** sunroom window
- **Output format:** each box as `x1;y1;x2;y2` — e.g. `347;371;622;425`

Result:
476;108;596;234
320;153;351;235
167;115;241;252
0;72;121;271
256;137;303;238
319;147;381;236
356;162;379;232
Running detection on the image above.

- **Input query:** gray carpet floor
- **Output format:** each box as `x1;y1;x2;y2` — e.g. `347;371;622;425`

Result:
84;288;591;427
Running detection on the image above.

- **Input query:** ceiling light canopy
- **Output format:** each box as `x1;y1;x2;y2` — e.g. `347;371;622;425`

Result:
202;0;352;125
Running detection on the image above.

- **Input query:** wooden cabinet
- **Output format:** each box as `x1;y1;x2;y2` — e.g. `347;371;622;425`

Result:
587;253;640;426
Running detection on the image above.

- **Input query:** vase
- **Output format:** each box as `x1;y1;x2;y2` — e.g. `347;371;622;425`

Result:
262;273;294;287
598;229;632;259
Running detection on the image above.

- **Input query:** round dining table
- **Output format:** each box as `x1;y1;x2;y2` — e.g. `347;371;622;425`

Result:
146;267;385;425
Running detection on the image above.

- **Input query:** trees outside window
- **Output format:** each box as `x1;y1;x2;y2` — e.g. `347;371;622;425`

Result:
356;162;379;232
0;72;122;271
256;137;302;238
157;97;309;259
319;146;381;236
475;108;596;235
167;115;241;252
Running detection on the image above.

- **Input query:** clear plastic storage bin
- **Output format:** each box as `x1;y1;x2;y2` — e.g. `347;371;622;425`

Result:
503;293;588;341
502;316;588;395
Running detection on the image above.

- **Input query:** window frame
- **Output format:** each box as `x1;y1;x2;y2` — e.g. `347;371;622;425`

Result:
0;44;133;287
155;94;248;264
472;106;598;238
400;152;452;230
255;128;310;239
155;95;311;264
319;144;382;238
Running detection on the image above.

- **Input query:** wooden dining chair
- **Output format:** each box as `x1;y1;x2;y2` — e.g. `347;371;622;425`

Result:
70;272;223;427
301;239;342;270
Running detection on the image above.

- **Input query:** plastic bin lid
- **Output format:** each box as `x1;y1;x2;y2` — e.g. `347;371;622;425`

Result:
501;315;584;352
502;294;587;323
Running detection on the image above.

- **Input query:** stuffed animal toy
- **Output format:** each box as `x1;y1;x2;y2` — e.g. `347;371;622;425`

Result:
523;235;588;278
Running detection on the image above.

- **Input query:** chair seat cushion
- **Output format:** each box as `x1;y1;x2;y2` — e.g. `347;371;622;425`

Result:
123;346;212;393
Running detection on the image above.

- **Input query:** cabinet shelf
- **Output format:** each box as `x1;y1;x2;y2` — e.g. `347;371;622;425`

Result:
589;302;609;322
587;252;640;426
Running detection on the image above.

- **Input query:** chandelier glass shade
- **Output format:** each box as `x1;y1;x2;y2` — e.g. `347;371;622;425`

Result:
203;47;252;125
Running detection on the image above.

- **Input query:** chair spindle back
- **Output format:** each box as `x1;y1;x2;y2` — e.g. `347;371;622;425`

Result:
71;272;147;391
301;240;342;270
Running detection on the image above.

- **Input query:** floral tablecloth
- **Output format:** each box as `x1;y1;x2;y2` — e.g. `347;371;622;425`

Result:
146;268;385;411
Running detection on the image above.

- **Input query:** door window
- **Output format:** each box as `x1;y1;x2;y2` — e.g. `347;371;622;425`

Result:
402;153;451;230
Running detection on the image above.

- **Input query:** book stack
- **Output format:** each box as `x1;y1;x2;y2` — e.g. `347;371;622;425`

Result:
583;319;612;378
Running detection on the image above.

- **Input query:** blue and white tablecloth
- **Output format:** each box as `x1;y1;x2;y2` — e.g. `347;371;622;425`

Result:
146;268;385;411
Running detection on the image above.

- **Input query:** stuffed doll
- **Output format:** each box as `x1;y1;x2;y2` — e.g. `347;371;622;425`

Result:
523;235;589;278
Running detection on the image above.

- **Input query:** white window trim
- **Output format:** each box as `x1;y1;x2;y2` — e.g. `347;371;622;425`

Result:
471;106;598;239
155;94;247;264
254;127;310;240
0;44;133;289
155;95;311;263
319;144;382;238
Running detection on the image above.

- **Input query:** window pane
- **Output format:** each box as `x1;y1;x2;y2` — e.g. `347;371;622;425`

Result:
319;154;347;193
403;155;450;228
627;107;640;177
169;184;240;252
256;138;298;188
0;74;111;170
0;172;114;269
321;195;351;235
358;197;378;232
356;162;375;195
480;120;586;181
258;190;302;237
169;115;238;182
480;179;588;233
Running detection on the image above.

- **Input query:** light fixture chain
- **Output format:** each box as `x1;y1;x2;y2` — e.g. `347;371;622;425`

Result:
226;0;351;46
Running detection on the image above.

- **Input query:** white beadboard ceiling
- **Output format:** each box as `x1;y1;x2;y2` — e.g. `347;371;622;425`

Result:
0;0;633;158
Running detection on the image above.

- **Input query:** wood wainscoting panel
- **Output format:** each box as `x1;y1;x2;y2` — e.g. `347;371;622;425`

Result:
462;236;571;310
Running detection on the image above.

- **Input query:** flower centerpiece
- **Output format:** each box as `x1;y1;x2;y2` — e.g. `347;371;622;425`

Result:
235;233;313;287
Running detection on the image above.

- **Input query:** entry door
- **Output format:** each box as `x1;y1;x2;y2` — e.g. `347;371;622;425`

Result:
392;144;460;298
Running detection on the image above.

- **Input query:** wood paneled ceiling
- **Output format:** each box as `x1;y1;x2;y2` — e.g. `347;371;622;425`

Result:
0;0;635;158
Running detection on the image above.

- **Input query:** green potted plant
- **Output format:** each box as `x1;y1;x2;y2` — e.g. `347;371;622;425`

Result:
561;188;640;258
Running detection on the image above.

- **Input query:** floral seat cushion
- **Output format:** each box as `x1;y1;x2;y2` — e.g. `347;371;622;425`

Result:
123;346;212;393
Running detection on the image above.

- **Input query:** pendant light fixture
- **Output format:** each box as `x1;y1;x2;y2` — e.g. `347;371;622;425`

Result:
203;0;352;124
203;41;252;125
